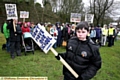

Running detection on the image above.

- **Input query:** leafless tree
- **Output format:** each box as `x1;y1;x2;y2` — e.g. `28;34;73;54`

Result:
89;0;114;26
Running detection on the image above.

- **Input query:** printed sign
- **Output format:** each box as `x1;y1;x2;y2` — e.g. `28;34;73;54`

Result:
70;13;81;22
5;4;18;20
20;11;29;18
85;14;94;23
31;24;56;53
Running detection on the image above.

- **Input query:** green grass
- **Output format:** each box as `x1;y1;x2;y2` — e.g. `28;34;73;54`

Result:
0;33;120;80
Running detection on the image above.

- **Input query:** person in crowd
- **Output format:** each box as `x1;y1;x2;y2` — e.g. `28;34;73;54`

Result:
55;21;102;80
49;24;54;36
101;24;108;46
95;25;102;46
108;24;115;47
30;22;36;33
90;26;96;43
7;19;22;59
62;23;71;44
52;25;58;48
21;22;32;48
21;22;30;34
3;20;10;52
46;23;52;33
56;22;62;47
70;24;76;37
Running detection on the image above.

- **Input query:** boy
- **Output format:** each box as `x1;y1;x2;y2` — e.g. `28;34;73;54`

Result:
56;21;102;80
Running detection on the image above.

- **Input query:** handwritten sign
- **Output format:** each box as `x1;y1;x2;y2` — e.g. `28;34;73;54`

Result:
5;4;18;20
20;11;29;18
85;14;94;23
70;13;81;22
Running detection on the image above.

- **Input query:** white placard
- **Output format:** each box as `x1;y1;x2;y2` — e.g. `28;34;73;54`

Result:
70;13;81;22
85;14;94;23
31;24;56;53
5;4;18;20
20;11;29;18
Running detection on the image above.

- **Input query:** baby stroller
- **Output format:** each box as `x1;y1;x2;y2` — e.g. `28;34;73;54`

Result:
22;32;34;55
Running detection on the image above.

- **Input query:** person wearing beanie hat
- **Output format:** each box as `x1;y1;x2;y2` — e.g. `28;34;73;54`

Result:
55;21;102;80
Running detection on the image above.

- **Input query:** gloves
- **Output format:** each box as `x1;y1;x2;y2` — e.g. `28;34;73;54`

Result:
76;76;83;80
14;32;17;34
55;53;64;60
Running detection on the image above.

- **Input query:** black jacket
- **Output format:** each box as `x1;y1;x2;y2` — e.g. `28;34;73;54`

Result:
61;37;102;80
7;20;22;42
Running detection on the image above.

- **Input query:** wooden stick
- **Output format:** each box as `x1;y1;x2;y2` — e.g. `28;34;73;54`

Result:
50;47;79;78
13;19;17;36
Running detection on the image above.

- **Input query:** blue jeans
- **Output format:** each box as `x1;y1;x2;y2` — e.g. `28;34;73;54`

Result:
53;38;57;48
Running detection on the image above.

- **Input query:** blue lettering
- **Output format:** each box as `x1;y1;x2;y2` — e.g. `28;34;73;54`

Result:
35;35;40;42
46;43;52;50
31;32;36;38
36;25;40;29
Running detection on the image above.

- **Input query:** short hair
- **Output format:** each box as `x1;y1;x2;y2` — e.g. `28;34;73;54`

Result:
75;21;89;32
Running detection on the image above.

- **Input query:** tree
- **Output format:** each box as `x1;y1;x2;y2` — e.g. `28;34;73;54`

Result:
89;0;114;26
54;0;84;22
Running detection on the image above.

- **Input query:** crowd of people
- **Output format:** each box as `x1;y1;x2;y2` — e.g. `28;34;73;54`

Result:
1;19;119;59
89;23;119;47
2;19;120;80
1;19;76;59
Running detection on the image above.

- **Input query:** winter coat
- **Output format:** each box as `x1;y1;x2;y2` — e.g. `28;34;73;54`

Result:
95;27;102;38
61;37;101;80
3;22;10;38
21;26;30;34
90;29;96;38
7;20;22;42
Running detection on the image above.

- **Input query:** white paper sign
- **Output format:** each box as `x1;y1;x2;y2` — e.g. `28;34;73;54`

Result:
70;13;81;22
85;14;94;23
20;11;29;18
31;24;56;53
5;4;18;20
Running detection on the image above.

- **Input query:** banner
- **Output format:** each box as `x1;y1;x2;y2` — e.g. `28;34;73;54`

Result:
31;24;56;53
20;11;29;18
5;4;18;20
85;14;94;23
70;13;81;22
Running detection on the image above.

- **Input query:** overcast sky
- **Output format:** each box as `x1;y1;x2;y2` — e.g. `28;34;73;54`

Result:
82;0;120;19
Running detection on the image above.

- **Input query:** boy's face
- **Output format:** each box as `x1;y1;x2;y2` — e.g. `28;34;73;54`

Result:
76;28;89;41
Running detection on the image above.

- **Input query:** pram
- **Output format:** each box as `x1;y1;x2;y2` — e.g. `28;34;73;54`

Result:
22;32;34;55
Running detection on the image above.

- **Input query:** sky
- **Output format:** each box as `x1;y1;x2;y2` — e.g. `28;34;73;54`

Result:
82;0;120;20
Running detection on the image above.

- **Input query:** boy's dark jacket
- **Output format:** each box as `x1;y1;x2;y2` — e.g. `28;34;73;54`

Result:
61;37;102;80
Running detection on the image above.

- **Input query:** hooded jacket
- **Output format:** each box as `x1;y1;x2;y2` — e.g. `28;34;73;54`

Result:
61;37;101;80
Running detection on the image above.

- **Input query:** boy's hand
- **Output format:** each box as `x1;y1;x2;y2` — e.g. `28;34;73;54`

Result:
76;76;82;80
55;54;61;60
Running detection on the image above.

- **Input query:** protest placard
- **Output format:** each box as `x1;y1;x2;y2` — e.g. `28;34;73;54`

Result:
70;13;81;22
5;4;18;20
31;24;56;53
20;11;29;18
85;14;94;23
